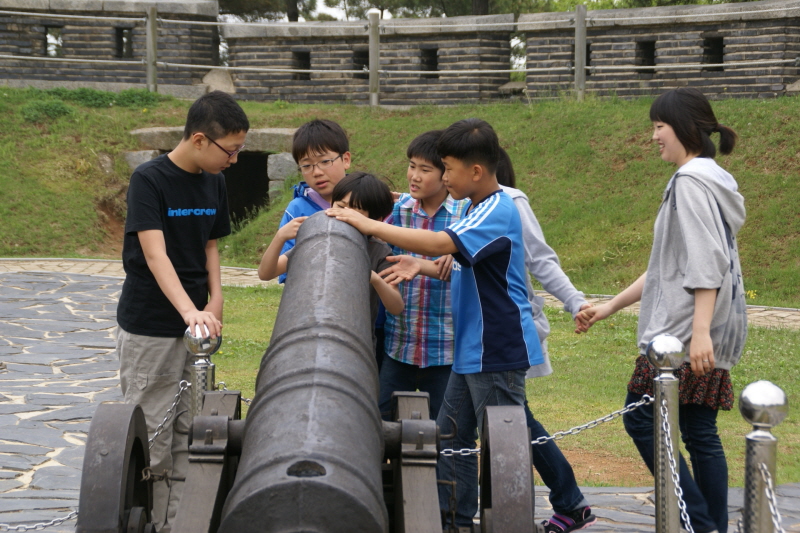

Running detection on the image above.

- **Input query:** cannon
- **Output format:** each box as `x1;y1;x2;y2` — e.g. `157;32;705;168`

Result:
76;213;534;533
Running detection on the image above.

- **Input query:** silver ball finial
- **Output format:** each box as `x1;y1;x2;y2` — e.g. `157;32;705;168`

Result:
183;325;222;357
646;334;685;371
739;380;788;429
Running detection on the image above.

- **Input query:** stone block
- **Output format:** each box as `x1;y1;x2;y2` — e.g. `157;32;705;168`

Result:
202;69;235;93
124;150;161;171
267;152;299;182
130;127;183;151
246;128;296;153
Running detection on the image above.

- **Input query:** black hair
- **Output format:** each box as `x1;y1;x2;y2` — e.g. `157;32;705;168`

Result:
331;171;394;221
436;118;501;175
407;130;445;174
183;90;249;140
649;88;737;159
292;119;350;163
495;146;516;188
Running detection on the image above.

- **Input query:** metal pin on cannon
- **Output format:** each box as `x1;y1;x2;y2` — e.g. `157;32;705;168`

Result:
647;333;683;533
184;325;222;420
740;380;788;533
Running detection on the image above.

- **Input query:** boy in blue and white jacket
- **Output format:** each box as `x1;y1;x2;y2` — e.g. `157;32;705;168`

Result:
277;119;351;282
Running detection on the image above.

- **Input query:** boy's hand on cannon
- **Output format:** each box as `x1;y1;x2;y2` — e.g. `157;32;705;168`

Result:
434;255;453;281
276;216;308;242
379;255;421;285
326;206;375;234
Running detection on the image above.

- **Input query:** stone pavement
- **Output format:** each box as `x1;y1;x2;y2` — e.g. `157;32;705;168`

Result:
0;260;798;532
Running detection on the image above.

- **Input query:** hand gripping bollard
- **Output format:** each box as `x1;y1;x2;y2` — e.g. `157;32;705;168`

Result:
647;334;684;533
218;212;388;533
184;325;222;420
740;380;788;533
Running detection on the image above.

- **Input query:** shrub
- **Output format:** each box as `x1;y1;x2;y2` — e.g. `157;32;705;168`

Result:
21;99;74;123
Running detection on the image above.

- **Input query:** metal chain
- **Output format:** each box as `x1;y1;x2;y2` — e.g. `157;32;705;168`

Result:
241;397;252;406
438;394;654;456
148;380;190;449
0;510;78;531
531;394;654;446
440;447;481;457
759;462;786;533
660;399;695;533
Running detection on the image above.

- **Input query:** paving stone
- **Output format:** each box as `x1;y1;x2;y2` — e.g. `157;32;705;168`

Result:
0;453;50;471
0;443;49;455
592;507;656;525
24;394;90;406
0;471;21;479
0;477;23;492
29;405;98;422
31;470;81;491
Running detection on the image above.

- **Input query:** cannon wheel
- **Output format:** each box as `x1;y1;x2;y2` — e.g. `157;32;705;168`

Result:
479;405;534;533
77;403;154;533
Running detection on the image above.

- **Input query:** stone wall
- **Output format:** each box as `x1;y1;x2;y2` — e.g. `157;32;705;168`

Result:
519;0;800;99
1;0;799;102
222;15;513;105
0;0;219;95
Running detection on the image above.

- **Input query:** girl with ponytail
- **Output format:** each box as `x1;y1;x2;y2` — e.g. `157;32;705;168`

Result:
577;88;747;533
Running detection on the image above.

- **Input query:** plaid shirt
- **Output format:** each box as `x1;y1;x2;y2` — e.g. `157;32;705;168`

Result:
384;193;468;368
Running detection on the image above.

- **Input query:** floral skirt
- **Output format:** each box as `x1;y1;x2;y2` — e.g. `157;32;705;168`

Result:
627;355;733;411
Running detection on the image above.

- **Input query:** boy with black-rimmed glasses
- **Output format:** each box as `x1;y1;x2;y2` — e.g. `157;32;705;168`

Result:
276;119;351;282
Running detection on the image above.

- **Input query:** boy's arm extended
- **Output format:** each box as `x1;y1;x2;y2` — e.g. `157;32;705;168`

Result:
204;239;223;322
370;271;405;315
258;217;307;280
139;229;221;338
327;207;457;257
379;255;448;286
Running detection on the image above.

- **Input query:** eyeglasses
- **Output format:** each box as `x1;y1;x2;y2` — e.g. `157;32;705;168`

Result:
298;154;342;175
207;136;246;159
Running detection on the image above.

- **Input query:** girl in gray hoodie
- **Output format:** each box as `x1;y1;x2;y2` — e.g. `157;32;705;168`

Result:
577;88;747;533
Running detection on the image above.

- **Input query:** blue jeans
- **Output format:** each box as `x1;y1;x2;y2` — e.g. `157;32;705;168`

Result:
525;399;589;514
623;391;728;533
378;355;452;421
436;369;528;528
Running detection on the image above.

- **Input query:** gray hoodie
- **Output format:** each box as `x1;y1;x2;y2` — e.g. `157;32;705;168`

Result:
637;158;747;370
500;186;588;378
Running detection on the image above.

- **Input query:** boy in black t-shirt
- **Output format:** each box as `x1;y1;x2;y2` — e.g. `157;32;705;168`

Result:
116;91;249;532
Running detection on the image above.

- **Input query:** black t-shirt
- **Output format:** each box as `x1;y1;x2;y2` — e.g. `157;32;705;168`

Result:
117;154;231;337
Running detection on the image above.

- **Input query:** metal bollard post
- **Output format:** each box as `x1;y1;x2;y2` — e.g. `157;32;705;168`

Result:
647;334;684;533
740;381;788;533
183;326;222;420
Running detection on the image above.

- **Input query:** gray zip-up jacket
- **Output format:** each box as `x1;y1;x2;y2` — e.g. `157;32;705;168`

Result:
637;158;747;370
501;186;588;377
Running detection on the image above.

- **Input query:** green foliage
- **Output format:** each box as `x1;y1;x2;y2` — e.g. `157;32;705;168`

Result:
20;99;74;123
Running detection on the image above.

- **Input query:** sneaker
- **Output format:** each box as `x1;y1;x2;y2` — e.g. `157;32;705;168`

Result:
542;506;597;533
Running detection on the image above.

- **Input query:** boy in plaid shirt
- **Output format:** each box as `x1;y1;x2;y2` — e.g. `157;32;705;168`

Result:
378;130;468;421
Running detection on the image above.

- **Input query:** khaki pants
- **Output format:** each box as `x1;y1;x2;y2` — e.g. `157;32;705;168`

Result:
117;327;192;532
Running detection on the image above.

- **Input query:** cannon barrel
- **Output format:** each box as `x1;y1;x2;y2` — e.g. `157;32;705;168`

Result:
219;212;388;533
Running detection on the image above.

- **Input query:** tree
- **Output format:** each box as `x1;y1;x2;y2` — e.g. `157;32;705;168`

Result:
219;0;319;21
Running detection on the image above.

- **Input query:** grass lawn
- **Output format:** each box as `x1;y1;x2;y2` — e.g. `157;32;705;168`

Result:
215;285;800;488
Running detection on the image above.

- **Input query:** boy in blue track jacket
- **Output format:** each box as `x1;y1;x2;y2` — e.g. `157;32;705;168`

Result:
328;119;592;532
277;119;351;282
